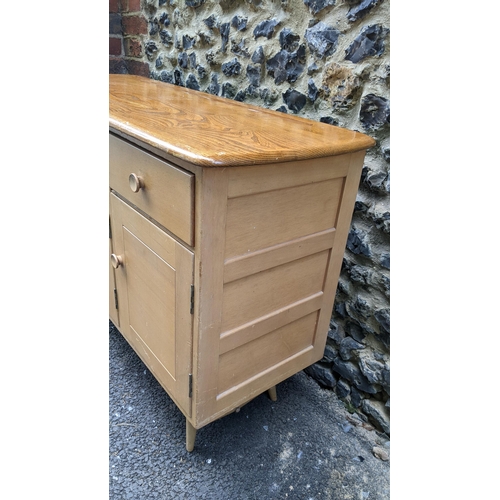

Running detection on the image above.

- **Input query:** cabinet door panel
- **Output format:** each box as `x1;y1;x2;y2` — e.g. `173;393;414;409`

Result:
110;193;194;417
124;228;177;377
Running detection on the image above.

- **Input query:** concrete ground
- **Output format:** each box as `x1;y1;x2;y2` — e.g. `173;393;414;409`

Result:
109;322;390;499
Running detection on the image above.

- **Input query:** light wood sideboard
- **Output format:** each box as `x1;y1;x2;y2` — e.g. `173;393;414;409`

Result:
109;74;375;451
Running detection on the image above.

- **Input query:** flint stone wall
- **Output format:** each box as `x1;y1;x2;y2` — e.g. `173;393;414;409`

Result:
110;0;390;435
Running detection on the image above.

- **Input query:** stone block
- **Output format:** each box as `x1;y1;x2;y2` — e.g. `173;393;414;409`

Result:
347;227;371;257
336;378;351;399
246;65;261;86
222;82;237;98
358;351;386;385
279;28;300;52
253;19;279;39
222;58;242;77
304;0;336;15
361;399;390;434
220;22;230;52
345;321;367;343
186;74;200;90
178;51;188;68
231;39;251;58
339;337;365;361
304;363;337;388
360;93;389;131
159;12;170;27
186;0;205;7
283;88;307;113
347;0;381;22
159;29;173;46
206;74;220;95
332;357;378;394
345;24;389;63
252;46;265;64
266;45;306;85
305;22;339;58
149;17;160;36
145;41;158;61
231;16;248;31
308;79;319;102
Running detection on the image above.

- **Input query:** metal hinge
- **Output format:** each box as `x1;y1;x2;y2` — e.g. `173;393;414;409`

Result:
114;288;118;309
190;285;194;314
189;373;193;398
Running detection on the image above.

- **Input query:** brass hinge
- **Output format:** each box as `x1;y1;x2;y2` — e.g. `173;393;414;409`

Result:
189;373;193;398
190;284;194;314
114;288;118;309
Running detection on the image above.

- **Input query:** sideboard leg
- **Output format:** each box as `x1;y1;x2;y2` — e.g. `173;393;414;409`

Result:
186;419;197;452
267;385;277;402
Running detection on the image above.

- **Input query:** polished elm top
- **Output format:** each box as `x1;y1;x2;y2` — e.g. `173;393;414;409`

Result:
109;74;375;167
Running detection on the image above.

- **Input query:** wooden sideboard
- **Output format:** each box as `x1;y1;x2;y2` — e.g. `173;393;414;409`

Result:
109;74;375;451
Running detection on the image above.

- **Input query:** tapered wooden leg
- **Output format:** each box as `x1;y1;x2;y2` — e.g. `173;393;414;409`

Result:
186;419;197;452
267;385;277;402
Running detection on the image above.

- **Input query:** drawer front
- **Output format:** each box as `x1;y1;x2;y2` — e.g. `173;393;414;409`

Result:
109;134;195;246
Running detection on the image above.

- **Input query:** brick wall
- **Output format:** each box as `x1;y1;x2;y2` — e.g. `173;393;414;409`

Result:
109;0;149;76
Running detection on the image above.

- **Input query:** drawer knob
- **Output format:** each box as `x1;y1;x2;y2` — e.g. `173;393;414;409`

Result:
110;254;123;269
129;173;144;193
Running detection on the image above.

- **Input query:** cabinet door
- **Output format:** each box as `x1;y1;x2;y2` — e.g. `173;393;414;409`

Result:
109;193;194;417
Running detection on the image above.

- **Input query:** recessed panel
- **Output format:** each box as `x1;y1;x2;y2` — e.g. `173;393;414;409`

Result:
218;312;319;395
221;250;329;334
224;178;344;258
124;228;176;378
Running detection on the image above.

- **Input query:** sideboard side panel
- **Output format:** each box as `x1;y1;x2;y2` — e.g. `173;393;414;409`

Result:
312;150;367;360
212;153;365;414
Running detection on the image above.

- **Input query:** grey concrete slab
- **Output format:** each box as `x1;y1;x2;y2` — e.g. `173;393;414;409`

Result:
109;322;390;499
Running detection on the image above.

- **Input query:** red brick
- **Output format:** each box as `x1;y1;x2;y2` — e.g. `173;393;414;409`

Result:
126;60;150;77
122;15;147;35
109;13;122;35
109;57;127;74
109;0;120;13
109;37;122;56
123;0;141;12
124;38;142;58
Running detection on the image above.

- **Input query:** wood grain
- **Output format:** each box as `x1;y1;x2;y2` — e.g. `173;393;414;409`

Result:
218;312;319;395
109;134;195;246
109;77;376;446
227;154;350;198
109;74;376;167
223;228;336;284
219;292;324;355
221;250;329;333
110;193;194;417
311;150;368;362
192;167;230;427
224;178;344;258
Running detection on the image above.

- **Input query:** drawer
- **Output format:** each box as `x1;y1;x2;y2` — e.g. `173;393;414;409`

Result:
109;134;195;246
